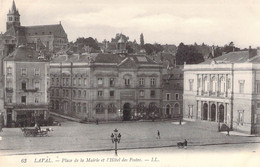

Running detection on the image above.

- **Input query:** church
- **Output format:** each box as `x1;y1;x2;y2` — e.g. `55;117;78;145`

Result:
0;0;68;76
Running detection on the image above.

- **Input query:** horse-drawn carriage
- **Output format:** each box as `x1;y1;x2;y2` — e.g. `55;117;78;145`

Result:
21;127;53;137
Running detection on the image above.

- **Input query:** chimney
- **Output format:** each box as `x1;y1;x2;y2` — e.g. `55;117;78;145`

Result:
249;46;257;59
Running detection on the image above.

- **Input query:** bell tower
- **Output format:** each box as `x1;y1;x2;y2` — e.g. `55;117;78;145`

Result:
6;0;21;31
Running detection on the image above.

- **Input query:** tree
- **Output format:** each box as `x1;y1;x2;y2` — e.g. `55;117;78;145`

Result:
143;43;155;55
176;42;204;65
140;33;144;47
75;37;100;50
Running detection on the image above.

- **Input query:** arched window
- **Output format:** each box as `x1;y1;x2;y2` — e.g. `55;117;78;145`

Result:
56;100;59;109
78;90;81;98
83;103;87;112
96;104;104;114
77;103;81;112
108;103;116;113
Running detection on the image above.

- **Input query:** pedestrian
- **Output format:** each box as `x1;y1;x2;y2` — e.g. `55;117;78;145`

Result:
184;139;188;149
157;130;160;139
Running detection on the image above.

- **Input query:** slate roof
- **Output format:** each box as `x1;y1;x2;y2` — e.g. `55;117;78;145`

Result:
24;24;67;38
51;53;161;66
201;51;251;64
4;46;48;62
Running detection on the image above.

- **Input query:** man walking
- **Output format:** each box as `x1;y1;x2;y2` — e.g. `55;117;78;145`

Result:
157;130;160;139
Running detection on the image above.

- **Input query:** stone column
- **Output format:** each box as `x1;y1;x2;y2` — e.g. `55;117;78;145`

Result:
224;103;227;123
201;101;203;120
216;102;219;122
208;101;211;121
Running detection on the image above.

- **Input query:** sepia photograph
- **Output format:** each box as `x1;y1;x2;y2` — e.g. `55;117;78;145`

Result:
0;0;260;166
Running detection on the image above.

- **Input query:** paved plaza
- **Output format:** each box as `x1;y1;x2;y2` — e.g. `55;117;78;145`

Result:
0;119;259;156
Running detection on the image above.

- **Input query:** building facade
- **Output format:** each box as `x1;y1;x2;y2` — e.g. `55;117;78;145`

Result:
49;53;163;121
162;66;183;119
3;46;49;127
183;49;260;135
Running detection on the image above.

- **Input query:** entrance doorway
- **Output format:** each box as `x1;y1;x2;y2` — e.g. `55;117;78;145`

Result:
203;103;208;120
7;109;12;127
211;104;216;121
219;104;224;123
166;104;171;118
123;103;131;121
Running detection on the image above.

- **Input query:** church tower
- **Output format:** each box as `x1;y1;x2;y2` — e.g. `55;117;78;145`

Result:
6;0;20;31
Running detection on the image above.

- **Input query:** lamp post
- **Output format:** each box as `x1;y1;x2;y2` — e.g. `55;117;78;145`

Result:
110;129;121;156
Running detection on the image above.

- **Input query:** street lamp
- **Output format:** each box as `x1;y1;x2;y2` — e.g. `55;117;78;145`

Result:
110;129;121;156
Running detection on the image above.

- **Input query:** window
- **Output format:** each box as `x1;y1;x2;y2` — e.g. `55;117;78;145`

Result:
73;78;76;86
21;82;26;90
72;102;76;111
257;82;260;94
150;90;155;97
77;103;81;112
83;103;87;112
139;90;144;97
78;78;81;86
151;78;156;86
56;101;59;109
21;96;26;104
7;80;12;88
220;77;225;93
35;81;40;89
51;89;54;96
21;68;27;76
175;93;179;100
35;98;39;103
63;78;66;86
139;78;145;86
63;89;66;96
73;90;76;97
56;78;59;85
189;79;194;91
78;90;81;98
56;89;59;96
108;103;116;113
84;90;87;98
96;104;104;113
84;78;87;86
66;90;69;97
7;67;12;75
239;80;245;93
125;78;130;86
257;103;260;109
51;78;54;85
66;78;69;86
34;68;40;76
98;91;103;97
238;110;244;125
110;91;114;97
166;93;170;100
110;78;115;86
98;78;103;85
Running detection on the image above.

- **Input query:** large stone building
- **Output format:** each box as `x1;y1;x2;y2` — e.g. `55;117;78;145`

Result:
49;53;163;121
3;46;49;127
183;48;260;135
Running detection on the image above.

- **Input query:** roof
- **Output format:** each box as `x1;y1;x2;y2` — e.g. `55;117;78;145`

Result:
51;53;161;66
201;51;251;64
4;46;49;62
8;0;20;16
24;24;67;38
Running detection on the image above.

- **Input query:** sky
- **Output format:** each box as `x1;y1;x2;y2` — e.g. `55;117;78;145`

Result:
1;0;260;48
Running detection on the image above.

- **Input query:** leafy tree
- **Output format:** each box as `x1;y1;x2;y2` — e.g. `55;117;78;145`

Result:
176;42;204;65
143;43;155;55
75;37;100;50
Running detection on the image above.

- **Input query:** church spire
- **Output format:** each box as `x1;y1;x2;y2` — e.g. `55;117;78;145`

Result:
9;0;19;15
